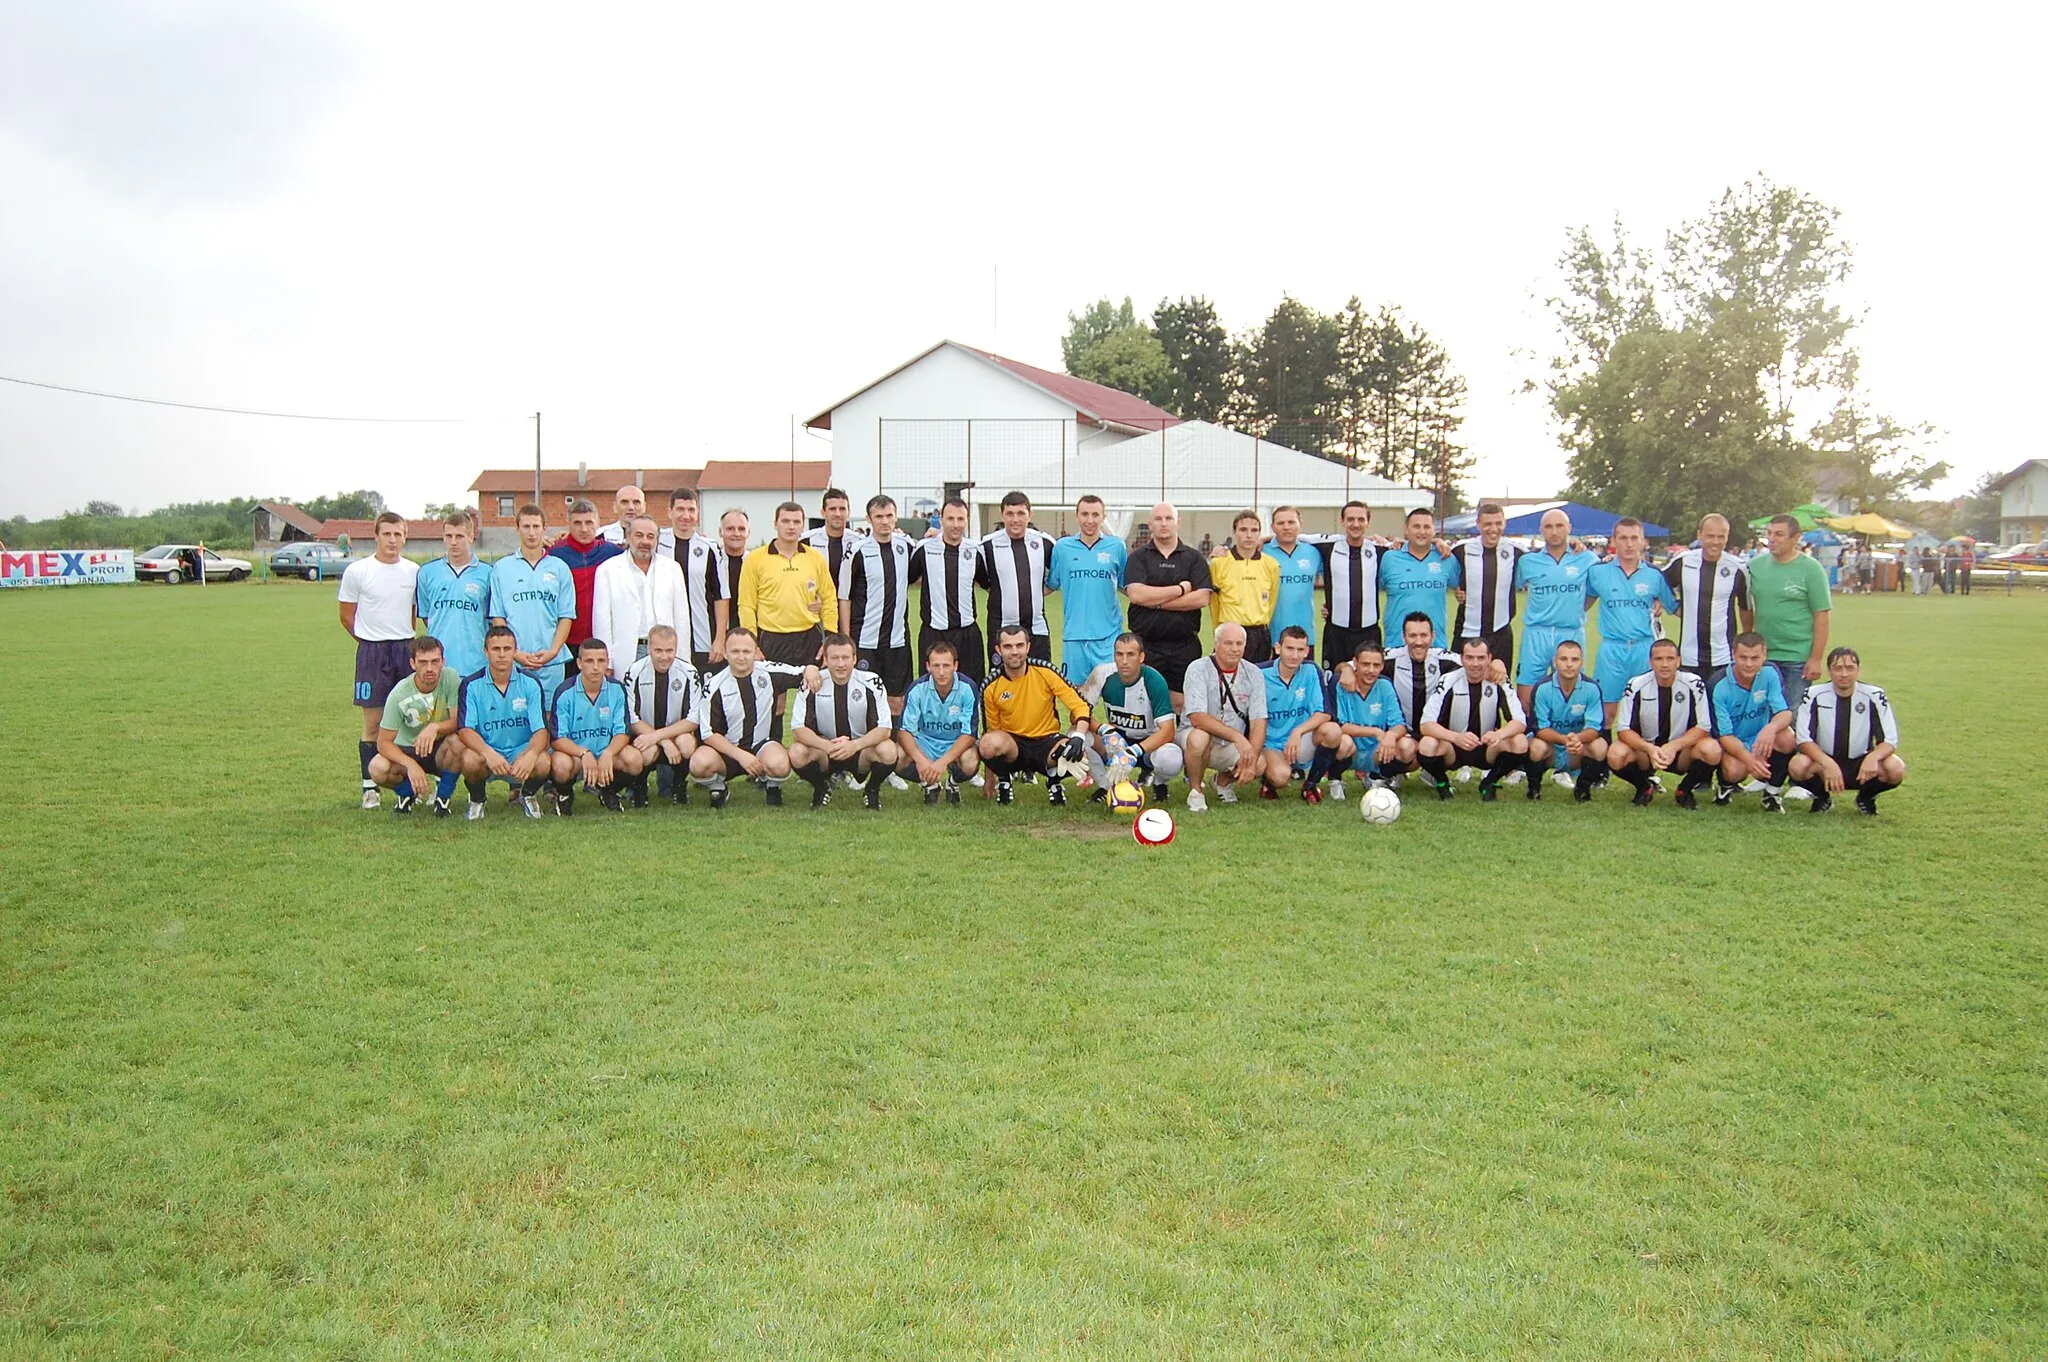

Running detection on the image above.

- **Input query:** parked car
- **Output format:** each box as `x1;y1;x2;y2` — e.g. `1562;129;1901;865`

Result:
269;542;358;580
136;545;254;584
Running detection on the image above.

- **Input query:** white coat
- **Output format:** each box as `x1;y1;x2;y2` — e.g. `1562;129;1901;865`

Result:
591;552;689;679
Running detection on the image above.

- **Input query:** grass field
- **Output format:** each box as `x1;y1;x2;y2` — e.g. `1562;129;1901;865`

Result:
3;580;2045;1359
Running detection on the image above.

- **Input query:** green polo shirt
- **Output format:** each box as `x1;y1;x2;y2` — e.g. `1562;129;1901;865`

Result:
1747;551;1831;662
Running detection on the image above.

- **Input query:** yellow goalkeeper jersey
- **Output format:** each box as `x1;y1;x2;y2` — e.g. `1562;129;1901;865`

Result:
982;663;1088;739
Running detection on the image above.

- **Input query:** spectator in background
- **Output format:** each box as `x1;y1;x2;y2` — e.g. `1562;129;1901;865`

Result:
1913;547;1933;595
1959;542;1976;595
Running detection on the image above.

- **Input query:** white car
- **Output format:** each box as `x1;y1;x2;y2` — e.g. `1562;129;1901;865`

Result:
136;544;254;584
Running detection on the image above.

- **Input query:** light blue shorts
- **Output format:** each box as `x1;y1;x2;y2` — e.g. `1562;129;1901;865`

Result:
1518;626;1583;686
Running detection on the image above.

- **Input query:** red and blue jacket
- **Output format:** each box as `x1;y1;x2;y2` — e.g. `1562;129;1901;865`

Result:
547;535;623;648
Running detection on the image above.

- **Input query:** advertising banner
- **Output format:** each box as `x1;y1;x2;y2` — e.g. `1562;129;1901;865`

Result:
0;549;137;588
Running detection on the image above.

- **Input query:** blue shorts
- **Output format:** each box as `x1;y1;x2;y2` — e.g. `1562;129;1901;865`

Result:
1593;641;1650;701
1062;636;1117;683
1517;626;1583;686
1348;737;1381;773
353;639;412;707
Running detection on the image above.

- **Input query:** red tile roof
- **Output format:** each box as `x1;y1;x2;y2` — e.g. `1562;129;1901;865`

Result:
805;340;1182;431
469;468;700;494
696;460;833;491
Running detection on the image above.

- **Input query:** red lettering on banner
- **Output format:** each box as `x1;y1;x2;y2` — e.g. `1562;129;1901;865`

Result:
38;553;61;576
0;553;34;577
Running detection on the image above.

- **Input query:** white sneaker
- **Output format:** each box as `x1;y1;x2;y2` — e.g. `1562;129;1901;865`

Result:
1457;767;1475;784
840;771;862;790
520;796;544;819
1786;785;1813;800
1550;771;1575;790
886;772;910;790
1185;787;1209;813
1742;779;1767;793
1216;784;1239;804
360;786;381;810
969;771;985;789
1327;778;1346;801
465;800;486;822
1500;768;1524;786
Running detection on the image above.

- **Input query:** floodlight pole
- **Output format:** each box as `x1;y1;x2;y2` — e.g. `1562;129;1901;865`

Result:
533;412;543;508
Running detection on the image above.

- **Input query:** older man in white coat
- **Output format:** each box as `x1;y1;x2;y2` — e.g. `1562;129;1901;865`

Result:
592;515;689;679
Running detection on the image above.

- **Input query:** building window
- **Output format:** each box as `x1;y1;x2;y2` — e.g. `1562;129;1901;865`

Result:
496;495;515;518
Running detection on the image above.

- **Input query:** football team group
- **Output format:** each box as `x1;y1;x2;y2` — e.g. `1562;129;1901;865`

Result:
336;484;1907;821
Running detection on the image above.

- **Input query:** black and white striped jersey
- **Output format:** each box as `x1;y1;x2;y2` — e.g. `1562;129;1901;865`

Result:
1452;539;1524;639
793;670;889;742
1383;647;1464;729
803;528;864;593
1615;672;1711;745
1796;683;1899;764
657;529;726;654
694;662;807;750
1663;549;1751;668
715;549;746;635
976;528;1054;634
911;536;980;631
1306;535;1382;630
1422;675;1526;736
838;533;913;650
623;654;702;731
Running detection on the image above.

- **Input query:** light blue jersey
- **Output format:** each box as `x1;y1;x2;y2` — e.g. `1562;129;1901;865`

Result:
549;676;629;752
1263;539;1323;646
1712;667;1789;744
458;668;547;759
488;552;577;666
1335;675;1403;770
1515;548;1601;631
1534;677;1605;737
1046;534;1127;645
1261;660;1329;752
1379;547;1460;649
901;674;979;757
415;556;493;677
1588;560;1675;644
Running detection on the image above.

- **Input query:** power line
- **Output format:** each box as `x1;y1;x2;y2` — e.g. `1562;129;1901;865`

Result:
0;373;464;423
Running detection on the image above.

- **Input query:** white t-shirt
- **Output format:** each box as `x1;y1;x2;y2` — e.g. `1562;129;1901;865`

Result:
338;555;420;641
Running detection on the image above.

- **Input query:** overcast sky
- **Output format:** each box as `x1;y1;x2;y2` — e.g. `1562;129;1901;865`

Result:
1;0;2036;520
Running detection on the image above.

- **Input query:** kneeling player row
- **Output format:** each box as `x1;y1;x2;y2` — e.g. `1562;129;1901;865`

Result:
365;620;1904;820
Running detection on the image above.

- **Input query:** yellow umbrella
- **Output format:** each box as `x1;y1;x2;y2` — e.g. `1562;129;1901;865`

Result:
1822;512;1913;539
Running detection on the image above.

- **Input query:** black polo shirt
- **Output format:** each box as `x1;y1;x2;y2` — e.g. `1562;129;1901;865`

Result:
1125;541;1212;644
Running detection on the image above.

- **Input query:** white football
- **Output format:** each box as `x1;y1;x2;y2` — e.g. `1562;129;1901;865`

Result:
1360;785;1402;825
1133;807;1176;846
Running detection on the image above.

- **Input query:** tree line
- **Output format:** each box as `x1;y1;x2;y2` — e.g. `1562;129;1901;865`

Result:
1061;295;1474;506
2;489;395;550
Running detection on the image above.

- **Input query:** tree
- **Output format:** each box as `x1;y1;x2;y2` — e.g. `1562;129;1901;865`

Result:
1332;300;1473;500
1806;379;1946;515
301;489;387;521
83;499;124;518
1543;177;1922;529
1062;297;1142;373
1233;297;1343;455
1556;324;1807;533
422;502;468;522
1152;296;1233;422
1061;296;1173;410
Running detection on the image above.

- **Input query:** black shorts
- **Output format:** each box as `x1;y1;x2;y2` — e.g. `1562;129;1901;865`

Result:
690;649;713;673
802;755;868;776
1445;744;1494;770
1139;634;1203;690
386;744;441;776
713;746;771;780
920;625;985;685
987;630;1053;672
990;731;1061;776
1467;624;1513;674
1240;625;1274;665
758;627;822;667
859;643;914;697
353;639;412;707
1323;624;1383;669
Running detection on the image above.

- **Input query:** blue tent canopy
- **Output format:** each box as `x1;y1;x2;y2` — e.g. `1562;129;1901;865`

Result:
1440;501;1671;538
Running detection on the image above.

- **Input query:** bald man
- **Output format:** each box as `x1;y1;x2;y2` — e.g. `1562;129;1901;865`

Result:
601;483;648;545
1511;508;1600;714
1663;512;1754;694
1123;502;1213;708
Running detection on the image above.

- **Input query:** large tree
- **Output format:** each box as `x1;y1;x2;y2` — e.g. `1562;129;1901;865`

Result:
301;489;387;521
1061;296;1172;411
1233;296;1343;456
1151;296;1233;422
1546;177;1923;530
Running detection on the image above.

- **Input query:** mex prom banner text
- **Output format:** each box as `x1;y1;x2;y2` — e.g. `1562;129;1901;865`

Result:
0;549;137;588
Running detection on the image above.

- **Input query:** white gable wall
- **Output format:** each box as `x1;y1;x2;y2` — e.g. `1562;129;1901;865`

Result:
823;344;1083;515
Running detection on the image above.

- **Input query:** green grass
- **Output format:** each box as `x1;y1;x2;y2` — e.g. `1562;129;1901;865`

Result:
3;580;2045;1359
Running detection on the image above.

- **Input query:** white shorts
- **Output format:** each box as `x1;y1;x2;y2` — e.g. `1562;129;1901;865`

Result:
1182;730;1247;774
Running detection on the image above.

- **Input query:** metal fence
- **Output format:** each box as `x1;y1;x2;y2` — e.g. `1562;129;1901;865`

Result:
873;417;1450;540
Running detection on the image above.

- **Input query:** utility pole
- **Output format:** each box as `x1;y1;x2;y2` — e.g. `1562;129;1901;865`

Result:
532;412;542;509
